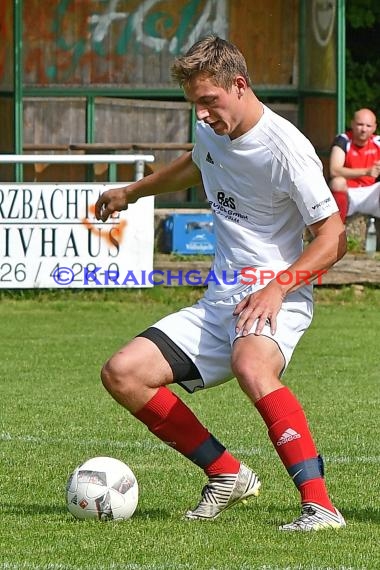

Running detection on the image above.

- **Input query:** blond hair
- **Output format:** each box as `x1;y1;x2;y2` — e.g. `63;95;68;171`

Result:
171;35;251;91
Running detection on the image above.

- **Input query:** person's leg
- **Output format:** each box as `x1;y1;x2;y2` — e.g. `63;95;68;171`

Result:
101;334;237;473
233;332;324;502
330;176;349;222
232;335;333;511
231;307;345;531
347;183;380;218
332;191;349;222
101;320;260;520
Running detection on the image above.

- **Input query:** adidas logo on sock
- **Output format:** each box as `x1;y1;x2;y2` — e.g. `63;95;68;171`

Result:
276;428;301;446
206;152;214;164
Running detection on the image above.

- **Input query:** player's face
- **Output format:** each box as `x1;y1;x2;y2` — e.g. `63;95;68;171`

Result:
351;112;377;145
184;74;247;139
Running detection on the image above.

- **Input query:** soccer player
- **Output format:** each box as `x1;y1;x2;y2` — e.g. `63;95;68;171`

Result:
95;36;347;531
329;107;380;222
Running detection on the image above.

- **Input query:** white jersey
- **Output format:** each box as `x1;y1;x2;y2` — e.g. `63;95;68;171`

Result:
192;104;338;300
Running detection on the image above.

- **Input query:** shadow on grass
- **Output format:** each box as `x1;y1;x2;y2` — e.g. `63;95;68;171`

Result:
342;506;380;524
4;501;379;526
1;502;172;521
130;507;174;521
1;503;68;516
266;503;380;526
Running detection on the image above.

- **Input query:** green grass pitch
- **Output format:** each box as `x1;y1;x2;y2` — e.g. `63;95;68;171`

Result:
0;286;379;569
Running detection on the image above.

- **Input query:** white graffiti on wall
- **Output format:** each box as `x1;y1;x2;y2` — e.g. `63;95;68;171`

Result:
87;0;227;52
88;0;128;43
312;0;336;48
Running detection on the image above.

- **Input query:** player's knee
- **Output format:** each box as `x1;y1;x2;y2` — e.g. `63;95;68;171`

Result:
233;361;259;382
100;353;136;397
231;354;263;389
231;347;283;401
329;176;347;192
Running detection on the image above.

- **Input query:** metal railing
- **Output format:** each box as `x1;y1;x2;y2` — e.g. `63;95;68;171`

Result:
0;153;155;181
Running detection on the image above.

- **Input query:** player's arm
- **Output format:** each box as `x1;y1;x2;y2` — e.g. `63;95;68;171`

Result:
277;212;347;295
234;213;347;336
95;152;202;222
329;145;379;179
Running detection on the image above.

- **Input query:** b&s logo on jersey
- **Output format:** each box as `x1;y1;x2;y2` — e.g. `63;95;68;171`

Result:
217;191;236;210
209;192;248;225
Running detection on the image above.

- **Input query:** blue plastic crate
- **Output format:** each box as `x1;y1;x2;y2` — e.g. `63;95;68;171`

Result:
163;213;215;255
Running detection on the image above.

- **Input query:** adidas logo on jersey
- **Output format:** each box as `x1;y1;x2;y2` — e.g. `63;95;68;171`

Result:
276;428;301;446
206;152;214;164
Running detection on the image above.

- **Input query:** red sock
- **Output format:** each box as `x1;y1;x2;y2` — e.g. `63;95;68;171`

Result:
255;387;334;511
135;387;239;476
205;450;240;476
332;191;348;223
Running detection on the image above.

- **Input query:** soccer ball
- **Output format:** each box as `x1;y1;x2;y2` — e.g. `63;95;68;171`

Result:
66;456;139;521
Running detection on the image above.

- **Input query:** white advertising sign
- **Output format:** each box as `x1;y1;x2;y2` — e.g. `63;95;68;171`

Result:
0;184;154;288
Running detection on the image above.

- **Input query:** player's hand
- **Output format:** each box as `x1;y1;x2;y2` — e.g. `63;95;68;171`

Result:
95;187;129;222
233;280;285;336
368;161;380;178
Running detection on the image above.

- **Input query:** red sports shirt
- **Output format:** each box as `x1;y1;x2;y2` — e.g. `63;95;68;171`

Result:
332;131;380;187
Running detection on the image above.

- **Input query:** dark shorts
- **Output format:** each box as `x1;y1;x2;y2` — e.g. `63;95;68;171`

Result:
136;327;203;393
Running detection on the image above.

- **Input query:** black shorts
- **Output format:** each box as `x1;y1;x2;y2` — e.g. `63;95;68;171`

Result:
136;327;203;393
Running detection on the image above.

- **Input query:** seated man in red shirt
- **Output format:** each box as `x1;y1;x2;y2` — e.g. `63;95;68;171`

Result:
329;108;380;222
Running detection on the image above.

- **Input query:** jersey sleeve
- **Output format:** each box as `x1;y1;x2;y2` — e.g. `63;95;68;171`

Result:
290;161;338;225
191;121;205;170
330;133;348;152
192;143;201;170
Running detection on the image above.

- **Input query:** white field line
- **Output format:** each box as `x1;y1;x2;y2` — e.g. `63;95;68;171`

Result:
0;564;190;570
0;431;163;451
0;562;368;570
1;431;379;466
0;432;266;456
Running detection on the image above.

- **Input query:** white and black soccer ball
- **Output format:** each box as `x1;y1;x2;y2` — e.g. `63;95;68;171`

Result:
66;456;139;521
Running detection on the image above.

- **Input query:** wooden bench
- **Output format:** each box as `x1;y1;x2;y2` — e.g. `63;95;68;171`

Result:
68;143;193;177
23;144;70;151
